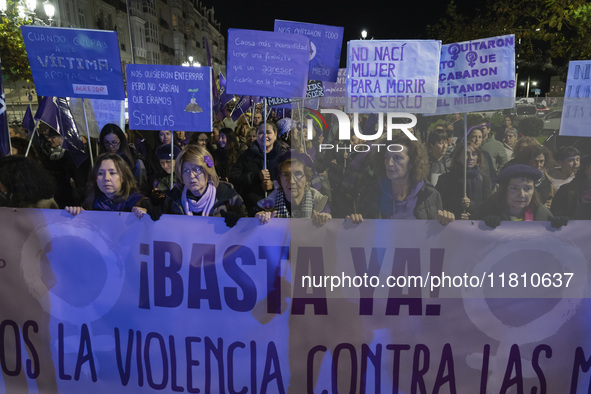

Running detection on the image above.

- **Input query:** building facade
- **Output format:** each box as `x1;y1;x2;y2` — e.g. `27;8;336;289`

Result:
5;0;225;123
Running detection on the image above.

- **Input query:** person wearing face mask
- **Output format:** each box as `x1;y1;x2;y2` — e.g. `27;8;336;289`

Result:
254;150;331;226
163;145;246;227
230;121;288;216
65;153;152;219
472;164;567;228
436;143;492;219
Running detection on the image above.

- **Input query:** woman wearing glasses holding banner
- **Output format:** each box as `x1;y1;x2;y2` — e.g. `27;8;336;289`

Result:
162;145;247;227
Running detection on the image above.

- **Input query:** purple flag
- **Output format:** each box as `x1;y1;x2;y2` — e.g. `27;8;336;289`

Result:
22;106;35;136
231;96;251;122
219;73;234;108
0;64;10;157
36;97;88;167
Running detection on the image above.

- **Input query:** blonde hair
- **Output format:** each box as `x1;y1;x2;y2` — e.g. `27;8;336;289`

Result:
175;145;219;186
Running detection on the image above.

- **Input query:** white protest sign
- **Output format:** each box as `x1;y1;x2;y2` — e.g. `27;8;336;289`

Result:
346;40;441;113
560;60;591;137
434;34;516;115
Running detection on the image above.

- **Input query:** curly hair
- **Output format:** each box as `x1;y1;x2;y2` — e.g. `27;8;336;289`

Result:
175;145;219;187
376;133;429;186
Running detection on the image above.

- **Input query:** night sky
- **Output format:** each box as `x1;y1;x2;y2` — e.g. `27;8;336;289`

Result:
202;0;455;67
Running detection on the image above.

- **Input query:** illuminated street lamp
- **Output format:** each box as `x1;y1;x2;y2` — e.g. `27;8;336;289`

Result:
43;1;54;24
361;30;367;40
520;75;538;98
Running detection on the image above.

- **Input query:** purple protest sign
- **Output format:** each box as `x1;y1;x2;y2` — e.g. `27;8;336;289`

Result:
274;20;343;83
321;68;346;109
226;29;309;99
21;26;124;100
126;64;212;131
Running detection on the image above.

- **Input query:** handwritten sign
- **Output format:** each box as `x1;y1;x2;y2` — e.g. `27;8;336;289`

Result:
434;34;516;115
321;68;347;108
268;80;324;107
346;40;441;113
560;60;591;137
126;64;212;131
226;29;310;98
274;20;343;83
21;26;124;100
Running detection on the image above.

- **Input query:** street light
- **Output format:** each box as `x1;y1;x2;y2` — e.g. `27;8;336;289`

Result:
43;1;54;24
520;76;537;98
361;30;367;39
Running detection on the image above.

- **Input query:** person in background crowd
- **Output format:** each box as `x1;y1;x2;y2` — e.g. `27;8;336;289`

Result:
512;144;553;206
99;123;148;193
151;144;181;193
211;120;224;151
159;130;172;146
436;142;492;219
504;115;518;136
502;128;518;161
65;153;152;219
467;126;496;179
0;155;58;209
222;105;237;130
230;121;288;216
472;164;566;228
547;145;580;195
235;122;249;149
164;145;246;227
244;127;258;148
348;134;455;224
551;154;591;220
189;132;213;150
213;128;241;181
174;131;190;148
479;122;508;173
255;150;331;226
253;111;264;127
426;129;450;185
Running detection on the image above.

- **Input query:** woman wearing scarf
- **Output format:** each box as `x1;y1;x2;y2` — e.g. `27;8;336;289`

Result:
65;153;150;219
166;145;246;227
472;164;567;228
436;142;492;219
348;134;454;224
255;150;331;226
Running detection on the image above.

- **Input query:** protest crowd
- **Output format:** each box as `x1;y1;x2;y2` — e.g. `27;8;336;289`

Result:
2;106;589;228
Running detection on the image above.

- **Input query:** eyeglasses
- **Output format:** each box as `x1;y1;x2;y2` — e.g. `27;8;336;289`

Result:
104;140;120;148
280;171;305;181
182;166;206;177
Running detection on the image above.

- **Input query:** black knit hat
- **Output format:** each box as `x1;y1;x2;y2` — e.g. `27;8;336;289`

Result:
494;164;542;184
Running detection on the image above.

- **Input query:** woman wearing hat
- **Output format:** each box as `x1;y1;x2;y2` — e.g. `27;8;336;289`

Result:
472;163;567;228
164;145;246;227
255;150;331;225
551;154;591;220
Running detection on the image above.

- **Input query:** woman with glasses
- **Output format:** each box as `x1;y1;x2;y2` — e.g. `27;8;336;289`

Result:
163;145;246;227
99;124;148;192
254;150;331;226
